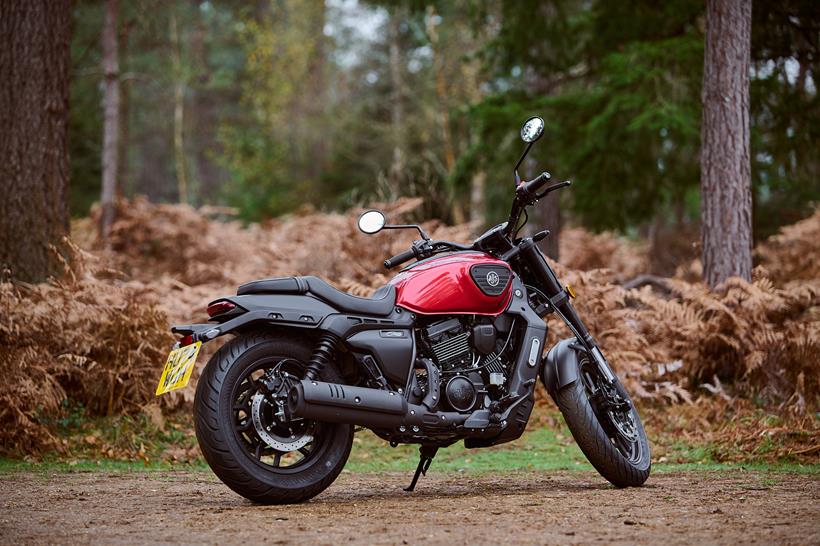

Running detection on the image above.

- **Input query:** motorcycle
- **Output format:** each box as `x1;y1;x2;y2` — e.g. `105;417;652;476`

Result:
156;116;650;504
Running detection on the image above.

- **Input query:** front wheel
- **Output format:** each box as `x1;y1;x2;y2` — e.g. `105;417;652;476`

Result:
194;331;353;504
555;355;650;487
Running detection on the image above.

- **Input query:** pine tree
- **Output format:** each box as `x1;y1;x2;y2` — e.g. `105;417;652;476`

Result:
700;0;753;287
0;0;72;282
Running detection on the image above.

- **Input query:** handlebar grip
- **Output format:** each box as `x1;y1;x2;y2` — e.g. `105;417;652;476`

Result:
383;248;417;269
522;171;551;195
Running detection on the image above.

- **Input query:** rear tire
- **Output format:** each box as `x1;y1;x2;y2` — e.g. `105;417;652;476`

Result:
555;359;650;487
194;331;353;504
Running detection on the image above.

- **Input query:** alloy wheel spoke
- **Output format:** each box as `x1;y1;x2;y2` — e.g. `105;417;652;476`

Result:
230;359;316;471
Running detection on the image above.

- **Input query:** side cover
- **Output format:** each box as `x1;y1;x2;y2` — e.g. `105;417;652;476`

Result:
345;329;415;387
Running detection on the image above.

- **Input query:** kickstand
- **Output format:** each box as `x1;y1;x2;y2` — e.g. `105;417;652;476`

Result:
404;445;438;492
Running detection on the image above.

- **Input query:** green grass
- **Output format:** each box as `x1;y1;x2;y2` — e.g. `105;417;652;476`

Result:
345;427;592;473
3;425;817;476
0;458;208;474
345;428;819;474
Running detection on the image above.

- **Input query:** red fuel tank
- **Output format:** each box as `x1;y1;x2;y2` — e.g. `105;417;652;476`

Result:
389;252;513;315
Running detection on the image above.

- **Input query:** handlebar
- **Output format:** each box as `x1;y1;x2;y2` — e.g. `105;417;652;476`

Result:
383;240;475;269
521;171;551;196
506;171;571;238
383;248;417;269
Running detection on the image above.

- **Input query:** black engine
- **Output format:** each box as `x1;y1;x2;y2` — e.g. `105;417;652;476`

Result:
415;316;515;413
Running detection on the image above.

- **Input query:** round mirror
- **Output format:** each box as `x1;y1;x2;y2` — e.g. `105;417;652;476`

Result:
520;116;545;143
358;210;386;234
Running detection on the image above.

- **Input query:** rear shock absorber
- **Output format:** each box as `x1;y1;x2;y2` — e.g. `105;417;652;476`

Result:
305;332;340;380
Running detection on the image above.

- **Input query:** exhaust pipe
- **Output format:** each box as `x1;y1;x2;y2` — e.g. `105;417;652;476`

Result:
288;379;426;429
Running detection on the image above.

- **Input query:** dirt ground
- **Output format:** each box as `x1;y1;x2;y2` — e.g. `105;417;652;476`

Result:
0;470;817;545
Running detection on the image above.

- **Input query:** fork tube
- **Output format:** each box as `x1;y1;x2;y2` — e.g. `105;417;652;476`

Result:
519;244;594;348
520;244;617;382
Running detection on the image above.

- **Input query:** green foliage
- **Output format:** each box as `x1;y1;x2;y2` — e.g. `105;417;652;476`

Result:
67;0;818;235
749;0;820;236
466;0;705;230
219;127;299;221
552;34;703;230
68;1;103;217
466;0;820;235
216;0;325;220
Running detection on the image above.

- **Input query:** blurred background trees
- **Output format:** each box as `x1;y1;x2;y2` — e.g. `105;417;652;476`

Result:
31;0;820;272
0;0;817;458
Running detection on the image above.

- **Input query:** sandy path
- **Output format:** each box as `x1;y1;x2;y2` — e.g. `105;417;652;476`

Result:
1;470;817;545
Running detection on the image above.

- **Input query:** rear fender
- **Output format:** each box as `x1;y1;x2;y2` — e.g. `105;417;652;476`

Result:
171;294;338;343
541;337;585;398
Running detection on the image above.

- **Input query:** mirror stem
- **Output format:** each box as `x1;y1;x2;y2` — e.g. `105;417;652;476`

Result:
384;224;431;241
513;141;534;181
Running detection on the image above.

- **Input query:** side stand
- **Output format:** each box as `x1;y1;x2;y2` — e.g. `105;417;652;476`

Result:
404;445;438;492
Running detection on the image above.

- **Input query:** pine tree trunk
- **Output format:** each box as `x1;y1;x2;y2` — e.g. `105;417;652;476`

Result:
117;18;131;198
426;6;463;223
0;0;71;282
524;157;560;261
534;191;561;261
387;8;405;197
170;12;188;204
469;171;486;225
100;0;120;239
700;0;753;288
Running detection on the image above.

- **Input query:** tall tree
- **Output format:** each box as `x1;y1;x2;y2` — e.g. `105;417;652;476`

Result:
526;68;561;260
0;0;71;282
100;0;120;238
170;11;189;204
387;5;406;197
700;0;753;287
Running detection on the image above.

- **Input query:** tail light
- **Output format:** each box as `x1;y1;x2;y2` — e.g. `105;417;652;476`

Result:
179;334;195;347
207;300;236;318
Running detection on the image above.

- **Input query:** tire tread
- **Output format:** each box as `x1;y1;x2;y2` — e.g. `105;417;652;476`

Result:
555;378;650;488
194;331;353;504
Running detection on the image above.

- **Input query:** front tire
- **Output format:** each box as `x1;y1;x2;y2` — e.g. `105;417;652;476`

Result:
555;356;651;487
194;331;353;504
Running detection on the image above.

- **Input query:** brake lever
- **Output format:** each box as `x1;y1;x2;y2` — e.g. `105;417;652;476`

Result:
534;180;572;200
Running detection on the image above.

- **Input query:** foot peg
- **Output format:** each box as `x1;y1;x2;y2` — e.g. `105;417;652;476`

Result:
404;445;438;492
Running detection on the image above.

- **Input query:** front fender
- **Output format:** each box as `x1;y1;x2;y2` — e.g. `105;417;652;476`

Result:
541;337;585;398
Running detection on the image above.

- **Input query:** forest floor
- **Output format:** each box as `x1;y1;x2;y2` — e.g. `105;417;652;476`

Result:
1;469;818;545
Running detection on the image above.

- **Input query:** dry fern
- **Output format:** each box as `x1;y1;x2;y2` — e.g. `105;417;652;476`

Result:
0;241;173;455
3;197;818;458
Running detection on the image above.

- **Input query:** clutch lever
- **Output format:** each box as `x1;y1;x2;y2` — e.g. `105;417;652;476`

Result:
535;180;572;200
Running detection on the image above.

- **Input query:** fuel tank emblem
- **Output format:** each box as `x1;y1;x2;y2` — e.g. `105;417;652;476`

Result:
469;264;511;297
486;271;500;287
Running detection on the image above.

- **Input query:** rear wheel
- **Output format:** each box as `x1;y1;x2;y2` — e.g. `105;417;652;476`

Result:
555;355;650;487
194;331;353;504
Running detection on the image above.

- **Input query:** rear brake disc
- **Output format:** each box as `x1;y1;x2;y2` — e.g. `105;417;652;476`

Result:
251;393;313;452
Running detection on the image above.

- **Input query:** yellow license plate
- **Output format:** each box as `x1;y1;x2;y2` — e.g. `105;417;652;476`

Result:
156;342;202;396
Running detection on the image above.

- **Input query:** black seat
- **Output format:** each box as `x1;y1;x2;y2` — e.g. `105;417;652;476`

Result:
237;276;397;317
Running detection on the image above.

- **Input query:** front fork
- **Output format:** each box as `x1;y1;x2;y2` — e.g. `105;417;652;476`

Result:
519;242;616;384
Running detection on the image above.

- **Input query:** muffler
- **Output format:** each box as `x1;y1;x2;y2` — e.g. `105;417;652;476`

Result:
288;379;425;429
